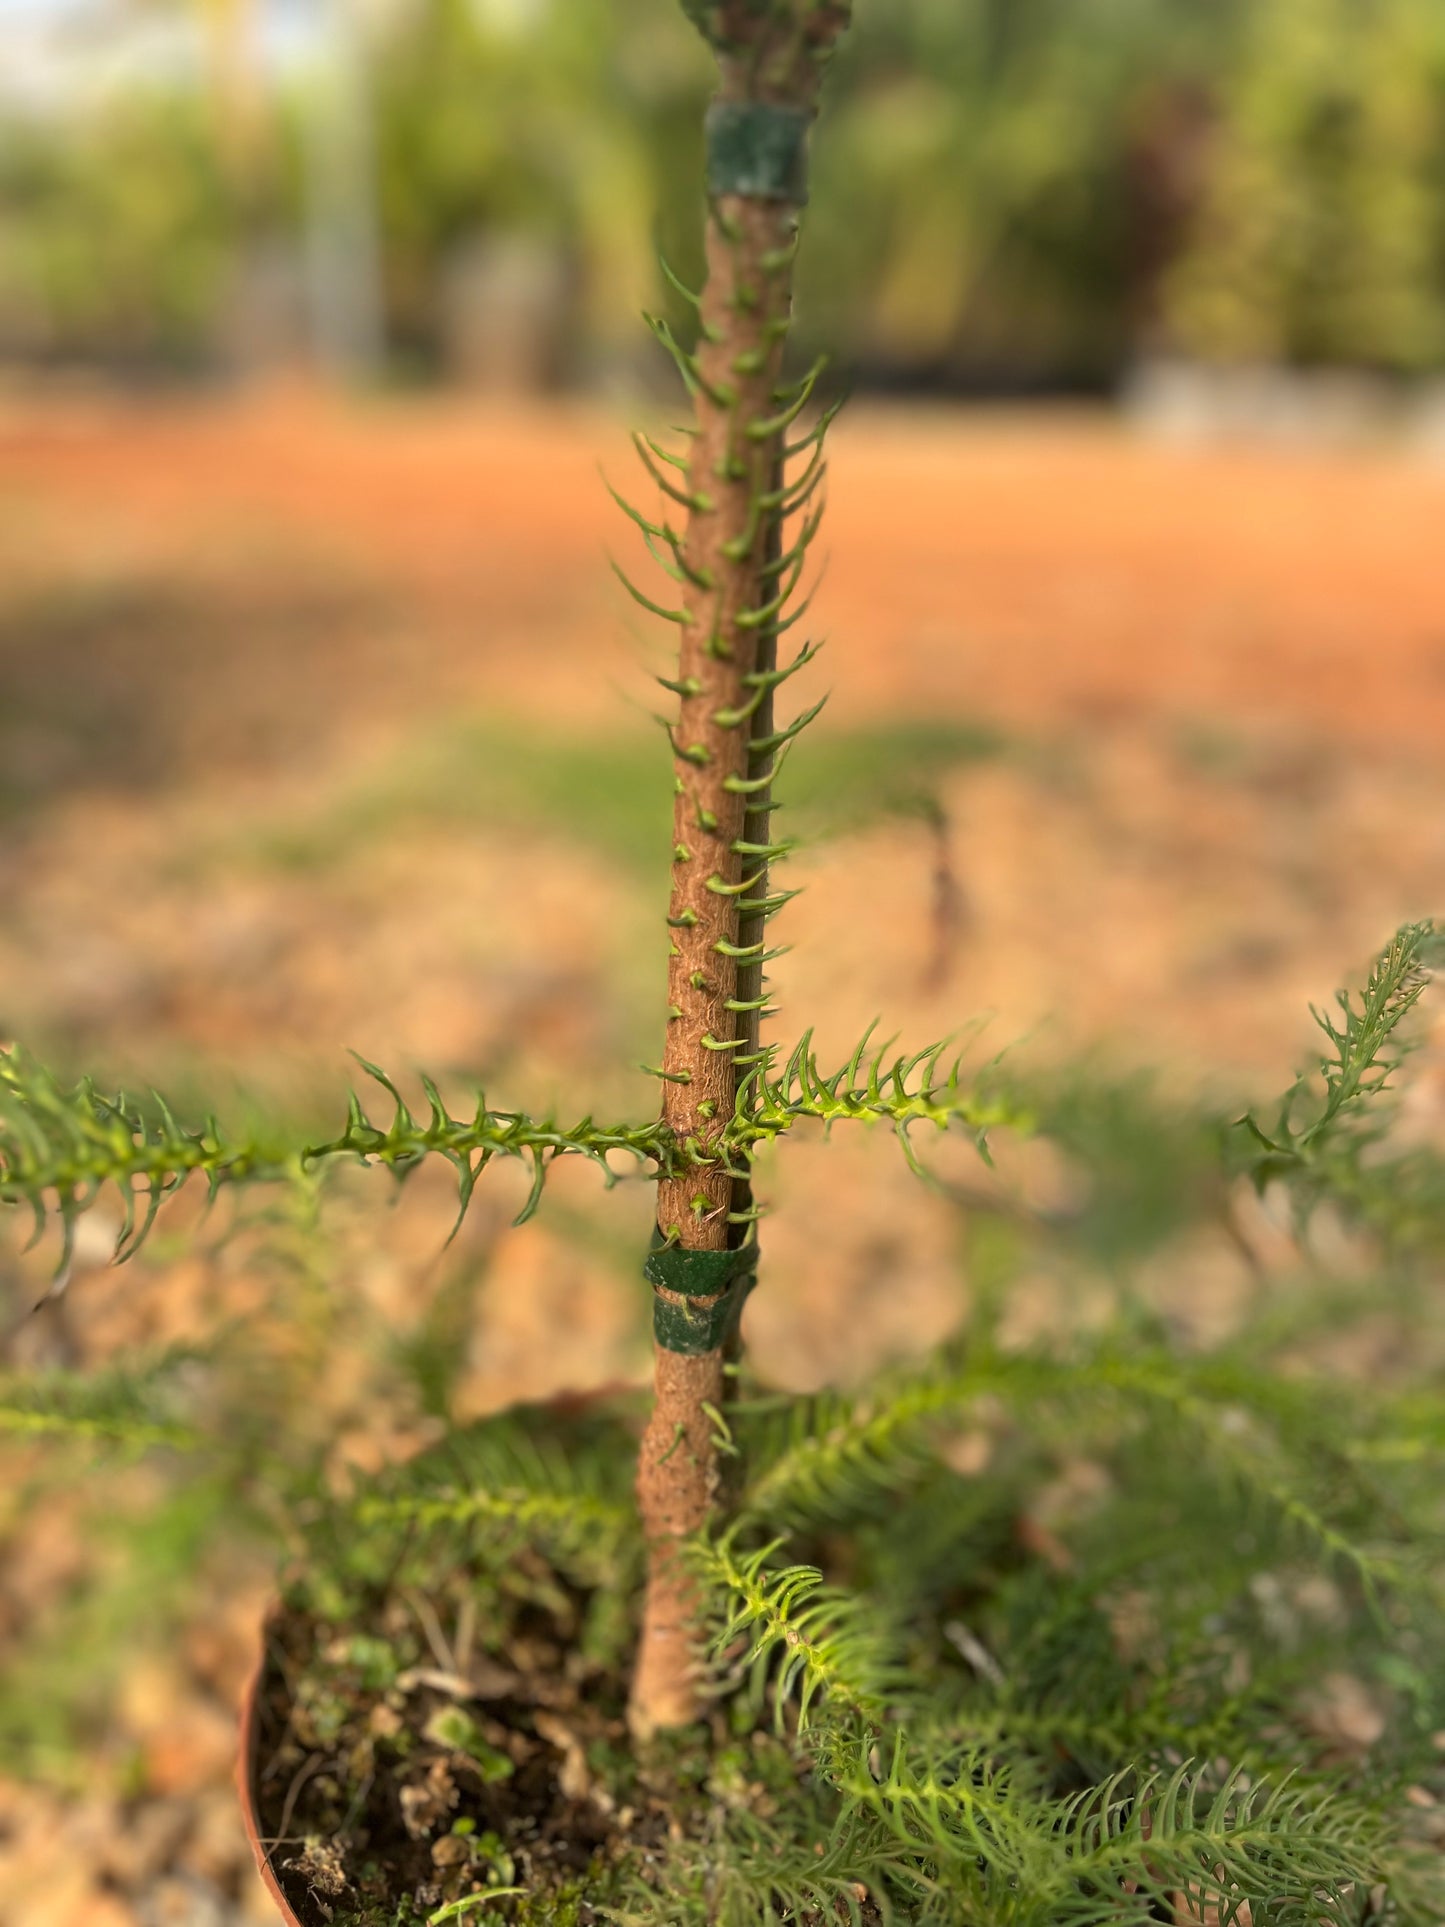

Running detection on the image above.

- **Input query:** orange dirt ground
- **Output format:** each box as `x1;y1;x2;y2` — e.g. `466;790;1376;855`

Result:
3;389;1443;746
2;389;1443;1094
1;391;1444;1925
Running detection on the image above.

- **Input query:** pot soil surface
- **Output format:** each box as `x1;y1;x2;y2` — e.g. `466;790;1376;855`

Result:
251;1549;872;1927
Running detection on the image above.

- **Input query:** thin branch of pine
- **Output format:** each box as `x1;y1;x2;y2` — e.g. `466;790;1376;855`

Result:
1238;919;1437;1184
355;1417;638;1586
693;1533;902;1725
0;1030;1018;1264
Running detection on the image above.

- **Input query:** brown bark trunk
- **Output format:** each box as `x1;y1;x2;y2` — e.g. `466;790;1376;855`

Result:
631;1343;728;1735
629;5;851;1741
631;192;793;1741
653;190;797;1245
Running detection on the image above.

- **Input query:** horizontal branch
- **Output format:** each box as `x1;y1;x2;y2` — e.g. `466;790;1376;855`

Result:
0;1050;678;1265
0;1027;1023;1265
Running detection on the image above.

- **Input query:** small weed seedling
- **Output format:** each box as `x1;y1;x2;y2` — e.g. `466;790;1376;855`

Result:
4;5;1445;1924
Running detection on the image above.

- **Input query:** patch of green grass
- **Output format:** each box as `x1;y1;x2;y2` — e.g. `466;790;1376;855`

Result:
244;722;670;880
239;713;1007;882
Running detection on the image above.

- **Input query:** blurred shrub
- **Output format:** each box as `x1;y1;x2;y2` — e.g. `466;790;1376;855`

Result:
2;0;1444;382
1162;0;1445;371
0;89;237;367
363;0;708;370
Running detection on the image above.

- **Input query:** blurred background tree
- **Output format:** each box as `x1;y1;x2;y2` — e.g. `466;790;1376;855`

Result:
1163;0;1445;372
1;0;1444;386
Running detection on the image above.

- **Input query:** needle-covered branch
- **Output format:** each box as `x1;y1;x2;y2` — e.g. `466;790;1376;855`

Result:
9;920;1436;1278
1238;920;1437;1171
732;1028;1029;1176
0;1050;673;1268
1233;919;1442;1239
0;1030;1019;1268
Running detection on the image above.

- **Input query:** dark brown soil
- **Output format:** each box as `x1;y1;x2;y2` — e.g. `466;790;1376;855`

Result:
251;1562;656;1924
248;1539;890;1927
248;1541;874;1927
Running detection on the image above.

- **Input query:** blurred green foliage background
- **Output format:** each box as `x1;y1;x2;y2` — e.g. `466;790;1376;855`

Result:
3;0;1445;386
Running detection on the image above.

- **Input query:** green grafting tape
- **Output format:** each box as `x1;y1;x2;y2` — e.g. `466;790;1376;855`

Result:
645;1235;758;1355
644;1238;755;1296
706;101;810;204
652;1286;748;1355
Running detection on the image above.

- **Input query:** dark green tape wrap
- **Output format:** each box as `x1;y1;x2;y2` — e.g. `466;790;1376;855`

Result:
706;101;810;204
651;1286;747;1354
646;1235;757;1355
644;1239;755;1296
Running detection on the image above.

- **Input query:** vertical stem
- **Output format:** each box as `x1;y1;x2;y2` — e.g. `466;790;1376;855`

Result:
630;3;851;1741
633;196;795;1738
653;193;797;1249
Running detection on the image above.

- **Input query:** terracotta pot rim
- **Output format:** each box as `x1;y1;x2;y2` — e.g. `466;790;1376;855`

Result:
237;1598;306;1926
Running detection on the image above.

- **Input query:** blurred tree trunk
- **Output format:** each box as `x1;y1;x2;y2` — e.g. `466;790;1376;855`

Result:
301;0;386;382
